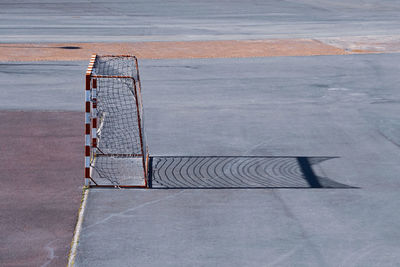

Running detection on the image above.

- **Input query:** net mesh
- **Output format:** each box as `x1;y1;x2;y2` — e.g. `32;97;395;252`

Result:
92;156;145;186
90;56;147;186
93;56;139;78
95;78;141;155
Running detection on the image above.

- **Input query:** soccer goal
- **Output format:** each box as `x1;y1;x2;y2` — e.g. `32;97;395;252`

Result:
84;54;149;187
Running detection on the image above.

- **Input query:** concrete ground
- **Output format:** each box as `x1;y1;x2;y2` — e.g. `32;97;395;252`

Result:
73;55;400;266
1;0;400;267
1;55;400;267
1;0;400;42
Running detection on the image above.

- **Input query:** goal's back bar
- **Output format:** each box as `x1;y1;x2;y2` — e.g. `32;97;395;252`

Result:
85;54;149;188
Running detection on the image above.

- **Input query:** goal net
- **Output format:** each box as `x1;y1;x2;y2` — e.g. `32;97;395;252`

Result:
85;55;148;187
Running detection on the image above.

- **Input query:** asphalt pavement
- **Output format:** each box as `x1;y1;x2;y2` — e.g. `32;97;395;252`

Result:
1;0;400;42
73;54;400;266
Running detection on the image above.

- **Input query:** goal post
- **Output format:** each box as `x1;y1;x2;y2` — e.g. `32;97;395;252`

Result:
85;54;149;188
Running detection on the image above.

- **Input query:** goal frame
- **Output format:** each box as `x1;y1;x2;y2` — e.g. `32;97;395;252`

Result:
84;54;149;188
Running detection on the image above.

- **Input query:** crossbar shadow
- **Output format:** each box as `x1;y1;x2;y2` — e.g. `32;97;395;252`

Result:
148;156;357;189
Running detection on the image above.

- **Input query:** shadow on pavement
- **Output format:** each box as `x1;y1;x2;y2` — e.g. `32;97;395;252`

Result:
149;156;356;189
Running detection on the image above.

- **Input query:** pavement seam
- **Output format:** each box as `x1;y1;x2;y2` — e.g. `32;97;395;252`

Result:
67;187;89;267
83;189;185;230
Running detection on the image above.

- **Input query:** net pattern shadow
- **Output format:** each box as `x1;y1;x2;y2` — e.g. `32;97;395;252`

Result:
150;156;353;189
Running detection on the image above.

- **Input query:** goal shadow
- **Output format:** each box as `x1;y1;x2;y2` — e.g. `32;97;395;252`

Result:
148;156;357;189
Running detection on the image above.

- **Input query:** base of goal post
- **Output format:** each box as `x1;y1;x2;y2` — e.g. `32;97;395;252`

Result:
85;54;149;188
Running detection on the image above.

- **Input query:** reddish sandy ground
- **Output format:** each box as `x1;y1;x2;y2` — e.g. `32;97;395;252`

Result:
0;111;82;267
0;39;350;61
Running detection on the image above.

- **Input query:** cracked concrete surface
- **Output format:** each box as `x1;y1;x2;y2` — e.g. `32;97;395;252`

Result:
84;190;185;231
74;54;400;266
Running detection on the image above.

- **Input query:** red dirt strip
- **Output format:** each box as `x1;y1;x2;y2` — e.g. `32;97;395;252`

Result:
0;39;349;61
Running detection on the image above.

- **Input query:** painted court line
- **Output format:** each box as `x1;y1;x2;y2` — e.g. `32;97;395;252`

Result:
68;187;89;267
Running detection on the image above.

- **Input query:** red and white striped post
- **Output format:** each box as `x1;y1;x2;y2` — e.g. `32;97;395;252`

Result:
84;54;96;186
92;79;97;149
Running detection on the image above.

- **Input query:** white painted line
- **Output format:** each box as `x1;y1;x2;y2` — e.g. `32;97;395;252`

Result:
67;187;89;267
